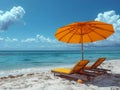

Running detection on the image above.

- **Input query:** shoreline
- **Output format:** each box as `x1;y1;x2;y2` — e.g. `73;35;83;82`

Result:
0;60;119;90
0;59;120;77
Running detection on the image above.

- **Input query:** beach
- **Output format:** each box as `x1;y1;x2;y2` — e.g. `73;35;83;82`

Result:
0;60;119;90
1;0;120;89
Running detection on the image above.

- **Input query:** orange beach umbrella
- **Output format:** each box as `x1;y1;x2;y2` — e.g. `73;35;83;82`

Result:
55;21;114;60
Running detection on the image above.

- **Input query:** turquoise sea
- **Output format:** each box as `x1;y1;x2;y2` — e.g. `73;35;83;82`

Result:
0;48;120;76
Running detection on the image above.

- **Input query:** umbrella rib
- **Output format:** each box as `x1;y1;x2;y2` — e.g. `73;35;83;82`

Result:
92;30;107;39
88;34;93;42
58;29;75;41
67;30;76;43
93;26;114;33
55;26;76;36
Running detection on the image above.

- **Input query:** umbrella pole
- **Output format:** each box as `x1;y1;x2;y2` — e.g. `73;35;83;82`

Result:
81;26;84;60
82;42;84;60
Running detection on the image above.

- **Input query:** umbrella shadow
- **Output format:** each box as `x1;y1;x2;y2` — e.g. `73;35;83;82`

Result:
55;73;120;88
87;73;120;88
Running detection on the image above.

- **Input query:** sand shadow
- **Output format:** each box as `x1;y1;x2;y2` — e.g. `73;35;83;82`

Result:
87;73;120;87
55;73;120;88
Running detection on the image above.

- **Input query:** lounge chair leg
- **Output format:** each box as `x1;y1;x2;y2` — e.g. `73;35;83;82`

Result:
87;76;91;81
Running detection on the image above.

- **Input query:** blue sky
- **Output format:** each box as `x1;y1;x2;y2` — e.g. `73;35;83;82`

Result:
0;0;120;50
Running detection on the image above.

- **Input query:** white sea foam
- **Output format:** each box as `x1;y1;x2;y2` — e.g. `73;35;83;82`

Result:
0;64;73;77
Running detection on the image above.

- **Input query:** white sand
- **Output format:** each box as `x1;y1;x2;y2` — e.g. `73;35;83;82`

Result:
0;60;120;90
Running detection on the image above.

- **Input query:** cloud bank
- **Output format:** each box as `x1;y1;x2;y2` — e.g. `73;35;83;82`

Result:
0;34;63;50
0;10;120;50
94;10;120;46
0;6;25;30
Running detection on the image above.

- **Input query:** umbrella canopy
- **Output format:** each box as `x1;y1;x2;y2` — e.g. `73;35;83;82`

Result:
55;21;114;60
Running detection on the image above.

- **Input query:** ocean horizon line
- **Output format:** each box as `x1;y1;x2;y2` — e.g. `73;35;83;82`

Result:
0;47;120;52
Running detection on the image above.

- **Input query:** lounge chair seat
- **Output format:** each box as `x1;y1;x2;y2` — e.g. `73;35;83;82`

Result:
51;60;89;75
52;68;72;74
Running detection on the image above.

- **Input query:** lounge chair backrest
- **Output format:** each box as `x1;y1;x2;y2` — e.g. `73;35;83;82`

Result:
71;60;89;73
91;57;106;69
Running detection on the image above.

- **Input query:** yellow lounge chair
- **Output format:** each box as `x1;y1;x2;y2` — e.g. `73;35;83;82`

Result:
84;57;110;73
51;60;97;81
51;60;89;75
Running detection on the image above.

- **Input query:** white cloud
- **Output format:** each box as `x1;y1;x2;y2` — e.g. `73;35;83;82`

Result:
36;34;56;43
21;34;57;43
0;10;4;14
0;37;18;42
0;37;4;41
21;38;36;43
95;11;119;23
0;6;25;30
5;37;18;42
94;10;120;46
